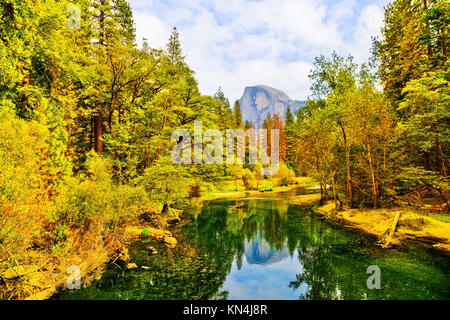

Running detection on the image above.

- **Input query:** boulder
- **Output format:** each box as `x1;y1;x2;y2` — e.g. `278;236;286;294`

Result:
164;236;177;248
145;245;158;254
140;208;164;228
127;263;138;269
167;208;182;225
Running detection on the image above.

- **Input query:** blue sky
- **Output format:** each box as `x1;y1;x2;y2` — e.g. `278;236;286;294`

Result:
128;0;392;102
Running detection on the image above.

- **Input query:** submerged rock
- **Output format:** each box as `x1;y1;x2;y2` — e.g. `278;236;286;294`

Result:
127;263;138;269
145;245;158;254
141;208;164;228
167;208;182;225
164;236;177;248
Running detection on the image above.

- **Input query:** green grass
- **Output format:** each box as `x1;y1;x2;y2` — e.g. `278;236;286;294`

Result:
431;213;450;223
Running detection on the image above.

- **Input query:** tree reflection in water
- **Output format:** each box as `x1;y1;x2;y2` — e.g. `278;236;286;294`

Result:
57;192;450;300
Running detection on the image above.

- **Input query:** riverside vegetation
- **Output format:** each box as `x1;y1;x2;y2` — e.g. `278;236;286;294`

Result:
0;0;449;299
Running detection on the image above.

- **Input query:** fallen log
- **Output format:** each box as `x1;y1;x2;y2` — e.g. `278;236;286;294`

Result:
383;211;401;248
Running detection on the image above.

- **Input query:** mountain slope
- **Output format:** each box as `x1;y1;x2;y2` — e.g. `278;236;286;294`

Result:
238;85;304;126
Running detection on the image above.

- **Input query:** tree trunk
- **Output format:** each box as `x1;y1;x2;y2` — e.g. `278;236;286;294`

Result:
383;211;401;248
94;113;103;153
331;173;338;209
436;138;447;176
315;156;325;201
145;148;151;169
367;143;378;208
339;122;353;207
242;176;251;191
108;110;116;139
161;203;170;215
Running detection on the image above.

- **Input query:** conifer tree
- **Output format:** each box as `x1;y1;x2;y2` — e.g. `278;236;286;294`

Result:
233;100;243;128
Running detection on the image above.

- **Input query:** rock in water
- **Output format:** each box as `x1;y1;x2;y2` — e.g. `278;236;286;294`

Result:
164;236;177;248
238;85;304;126
145;245;158;254
127;263;138;269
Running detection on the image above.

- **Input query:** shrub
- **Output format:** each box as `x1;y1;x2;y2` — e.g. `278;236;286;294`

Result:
0;108;48;203
189;185;202;198
141;228;150;237
0;109;48;264
50;156;148;236
276;162;295;186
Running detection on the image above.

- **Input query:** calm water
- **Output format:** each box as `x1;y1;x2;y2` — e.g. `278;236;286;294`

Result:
58;188;450;300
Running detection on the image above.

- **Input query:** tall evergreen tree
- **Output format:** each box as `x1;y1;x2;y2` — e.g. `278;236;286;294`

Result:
233;100;243;128
285;107;295;131
213;87;234;130
167;27;184;65
87;0;137;153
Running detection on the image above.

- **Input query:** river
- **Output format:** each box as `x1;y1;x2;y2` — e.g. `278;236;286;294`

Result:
57;187;450;300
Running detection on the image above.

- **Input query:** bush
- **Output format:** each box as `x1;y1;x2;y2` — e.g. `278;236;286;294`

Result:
276;162;295;186
50;156;148;239
0;109;48;263
189;185;202;198
0;108;48;203
141;229;150;237
136;157;189;209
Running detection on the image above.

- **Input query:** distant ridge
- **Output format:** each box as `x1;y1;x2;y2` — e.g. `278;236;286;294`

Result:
238;85;304;126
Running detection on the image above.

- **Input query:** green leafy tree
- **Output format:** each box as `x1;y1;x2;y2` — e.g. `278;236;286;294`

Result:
137;158;190;214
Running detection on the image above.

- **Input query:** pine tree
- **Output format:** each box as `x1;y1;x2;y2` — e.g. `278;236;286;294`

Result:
86;0;138;153
233;100;243;128
272;113;286;161
285;107;295;132
213;87;234;130
374;0;449;179
284;107;296;170
167;27;184;65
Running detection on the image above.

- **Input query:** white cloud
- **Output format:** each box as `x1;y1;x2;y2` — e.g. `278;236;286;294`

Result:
342;4;385;63
129;0;390;103
134;12;170;49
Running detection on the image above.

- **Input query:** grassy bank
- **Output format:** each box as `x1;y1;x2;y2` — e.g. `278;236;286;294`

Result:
195;177;317;203
310;201;450;252
25;209;183;300
196;181;449;254
1;209;181;301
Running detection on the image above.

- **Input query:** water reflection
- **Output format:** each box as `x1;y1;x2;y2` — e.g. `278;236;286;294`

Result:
244;234;290;266
57;188;450;300
187;193;450;300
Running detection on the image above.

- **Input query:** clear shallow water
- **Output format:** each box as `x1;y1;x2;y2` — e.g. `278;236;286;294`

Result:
58;188;450;300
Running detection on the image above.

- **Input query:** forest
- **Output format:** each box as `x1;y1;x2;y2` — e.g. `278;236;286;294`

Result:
0;0;448;300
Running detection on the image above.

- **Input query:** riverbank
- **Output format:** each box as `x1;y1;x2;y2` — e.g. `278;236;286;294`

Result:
309;201;450;252
24;182;449;300
194;177;317;203
13;182;312;300
0;207;183;300
54;187;450;300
